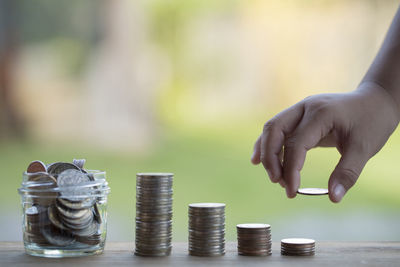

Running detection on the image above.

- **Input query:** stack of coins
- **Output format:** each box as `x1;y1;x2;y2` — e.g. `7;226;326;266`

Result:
281;238;315;256
237;223;271;256
135;173;173;257
24;206;50;246
188;203;225;256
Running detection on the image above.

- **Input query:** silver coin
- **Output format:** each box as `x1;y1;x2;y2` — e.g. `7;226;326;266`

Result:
238;246;272;251
237;230;271;235
135;249;171;257
47;162;81;177
59;209;93;227
93;203;102;224
189;203;225;209
71;221;99;237
136;232;172;238
57;197;95;210
135;215;173;222
238;240;272;246
237;223;271;229
189;246;225;252
238;250;272;256
62;217;93;230
281;238;315;246
281;251;315;256
136;235;172;240
135;246;172;251
136;172;174;178
189;217;225;224
188;212;225;216
189;238;225;244
47;206;68;230
72;159;86;169
189;250;225;257
57;169;90;187
189;230;225;236
56;204;91;220
26;206;39;216
189;223;225;229
135;237;172;244
297;188;328;195
76;235;102;246
41;227;75;246
281;247;315;253
189;239;225;246
57;169;91;199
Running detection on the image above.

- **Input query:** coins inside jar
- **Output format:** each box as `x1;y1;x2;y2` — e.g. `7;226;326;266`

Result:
21;159;105;248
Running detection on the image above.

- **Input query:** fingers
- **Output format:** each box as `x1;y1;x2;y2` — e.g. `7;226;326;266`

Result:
259;103;305;183
251;134;286;187
328;147;368;203
260;126;284;182
283;117;330;198
251;136;261;165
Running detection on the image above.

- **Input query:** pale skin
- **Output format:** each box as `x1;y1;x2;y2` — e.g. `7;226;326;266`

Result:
251;6;400;203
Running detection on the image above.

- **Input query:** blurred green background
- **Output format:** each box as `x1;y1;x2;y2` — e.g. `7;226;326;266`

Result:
1;0;399;242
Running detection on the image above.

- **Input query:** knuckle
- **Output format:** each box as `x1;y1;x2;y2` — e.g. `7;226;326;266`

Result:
304;95;334;118
308;102;331;116
263;119;277;133
303;95;315;102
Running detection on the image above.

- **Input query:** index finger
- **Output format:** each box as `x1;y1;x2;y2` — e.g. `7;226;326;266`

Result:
259;102;305;183
283;116;331;197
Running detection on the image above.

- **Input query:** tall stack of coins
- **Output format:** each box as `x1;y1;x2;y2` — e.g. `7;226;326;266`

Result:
281;238;315;256
135;173;173;257
188;203;225;257
237;223;271;256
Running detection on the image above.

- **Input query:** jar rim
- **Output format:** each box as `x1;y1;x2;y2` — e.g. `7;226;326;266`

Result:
18;170;110;198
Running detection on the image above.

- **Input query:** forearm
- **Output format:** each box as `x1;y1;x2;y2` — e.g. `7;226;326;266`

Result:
362;5;400;110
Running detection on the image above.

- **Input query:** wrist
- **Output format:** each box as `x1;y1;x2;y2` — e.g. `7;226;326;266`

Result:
357;80;400;123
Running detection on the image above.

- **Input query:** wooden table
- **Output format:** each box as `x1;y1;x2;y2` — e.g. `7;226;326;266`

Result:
1;242;399;267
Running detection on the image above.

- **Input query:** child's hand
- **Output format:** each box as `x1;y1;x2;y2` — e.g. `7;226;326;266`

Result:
251;82;399;202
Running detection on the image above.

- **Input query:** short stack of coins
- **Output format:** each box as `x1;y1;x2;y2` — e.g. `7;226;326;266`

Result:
135;173;173;257
281;238;315;256
188;203;225;256
237;223;271;256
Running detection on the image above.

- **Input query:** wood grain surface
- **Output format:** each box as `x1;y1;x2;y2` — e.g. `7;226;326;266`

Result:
1;242;399;267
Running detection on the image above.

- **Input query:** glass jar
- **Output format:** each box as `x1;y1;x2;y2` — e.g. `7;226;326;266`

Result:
18;170;110;258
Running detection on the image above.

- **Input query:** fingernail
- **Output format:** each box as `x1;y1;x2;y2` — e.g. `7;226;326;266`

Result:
285;188;296;198
251;150;256;161
333;184;346;202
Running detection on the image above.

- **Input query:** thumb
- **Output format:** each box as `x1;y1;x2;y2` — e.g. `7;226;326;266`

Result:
328;148;368;203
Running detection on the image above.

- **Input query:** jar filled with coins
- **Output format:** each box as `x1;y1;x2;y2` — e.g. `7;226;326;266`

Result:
18;159;110;258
